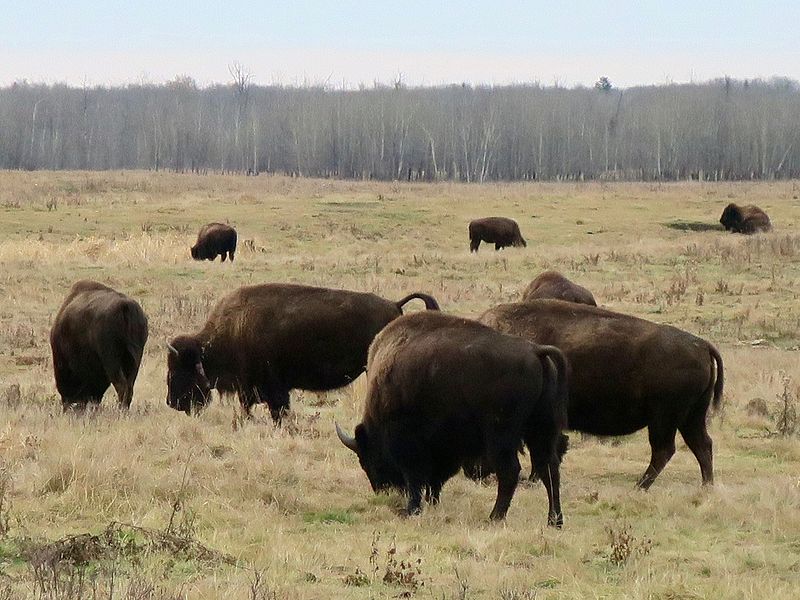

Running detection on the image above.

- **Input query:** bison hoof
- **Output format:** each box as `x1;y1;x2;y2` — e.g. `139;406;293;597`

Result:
548;513;564;529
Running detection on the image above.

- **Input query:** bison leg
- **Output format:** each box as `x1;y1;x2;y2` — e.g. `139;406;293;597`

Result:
494;243;502;251
237;387;257;418
470;237;480;252
531;453;563;528
250;384;290;423
265;387;290;423
111;379;134;409
220;252;227;262
636;427;677;490
405;480;425;516
425;481;443;505
488;448;521;521
401;465;430;516
228;250;235;262
679;414;714;485
527;432;564;528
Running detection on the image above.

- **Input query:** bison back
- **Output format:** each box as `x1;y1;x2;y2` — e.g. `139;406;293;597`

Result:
364;312;549;439
202;284;401;392
479;300;718;436
522;272;597;306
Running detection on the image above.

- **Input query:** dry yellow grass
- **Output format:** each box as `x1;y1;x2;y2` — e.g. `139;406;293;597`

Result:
0;171;799;598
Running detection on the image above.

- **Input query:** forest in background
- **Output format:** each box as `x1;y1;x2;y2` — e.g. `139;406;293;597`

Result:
1;74;799;182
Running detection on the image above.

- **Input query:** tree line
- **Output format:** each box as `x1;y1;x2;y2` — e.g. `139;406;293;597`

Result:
1;75;799;182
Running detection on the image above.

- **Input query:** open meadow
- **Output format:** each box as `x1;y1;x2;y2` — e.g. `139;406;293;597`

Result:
1;171;800;599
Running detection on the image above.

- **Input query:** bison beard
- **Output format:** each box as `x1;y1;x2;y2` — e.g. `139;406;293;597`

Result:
165;284;440;421
336;311;568;526
479;299;724;490
50;280;149;410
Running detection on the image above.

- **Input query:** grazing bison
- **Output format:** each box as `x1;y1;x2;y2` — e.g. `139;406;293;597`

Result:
522;271;597;306
166;284;440;421
50;280;149;410
336;311;568;526
469;217;527;252
719;203;771;234
479;300;724;489
191;223;237;261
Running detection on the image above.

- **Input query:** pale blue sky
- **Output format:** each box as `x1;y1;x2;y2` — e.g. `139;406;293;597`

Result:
2;1;799;87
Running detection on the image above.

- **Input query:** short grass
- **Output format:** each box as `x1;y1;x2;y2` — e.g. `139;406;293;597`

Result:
0;171;799;598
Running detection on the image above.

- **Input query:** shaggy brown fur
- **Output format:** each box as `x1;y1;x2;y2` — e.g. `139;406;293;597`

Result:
337;311;567;526
166;284;439;420
521;270;597;306
468;217;526;252
191;223;238;261
719;203;771;234
479;299;724;490
50;280;149;410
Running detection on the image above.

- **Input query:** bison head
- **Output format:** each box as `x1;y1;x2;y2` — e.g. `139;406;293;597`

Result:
336;423;404;492
719;203;743;231
190;245;201;260
514;236;527;248
166;336;212;414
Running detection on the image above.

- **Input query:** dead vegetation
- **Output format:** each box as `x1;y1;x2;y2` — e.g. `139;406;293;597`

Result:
0;173;798;598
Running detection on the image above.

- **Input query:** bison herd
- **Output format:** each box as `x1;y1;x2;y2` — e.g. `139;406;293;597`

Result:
47;201;772;527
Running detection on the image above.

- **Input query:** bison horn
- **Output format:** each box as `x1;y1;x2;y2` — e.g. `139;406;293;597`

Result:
335;422;358;453
166;341;179;356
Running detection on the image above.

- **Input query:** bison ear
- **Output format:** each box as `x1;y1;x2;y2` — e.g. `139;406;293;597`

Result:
336;422;359;453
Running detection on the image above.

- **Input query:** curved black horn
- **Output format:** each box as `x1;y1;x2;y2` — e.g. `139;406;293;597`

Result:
335;422;358;453
166;341;179;356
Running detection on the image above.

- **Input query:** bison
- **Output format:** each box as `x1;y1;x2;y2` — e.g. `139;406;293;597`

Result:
191;223;237;261
522;270;597;306
50;280;149;410
336;311;568;526
719;203;771;234
469;217;527;252
479;300;724;489
166;283;440;421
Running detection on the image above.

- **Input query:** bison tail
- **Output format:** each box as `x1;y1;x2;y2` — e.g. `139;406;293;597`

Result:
709;344;724;410
537;345;569;430
395;293;440;312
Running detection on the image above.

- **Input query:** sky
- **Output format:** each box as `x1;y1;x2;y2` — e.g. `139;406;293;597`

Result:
2;1;799;89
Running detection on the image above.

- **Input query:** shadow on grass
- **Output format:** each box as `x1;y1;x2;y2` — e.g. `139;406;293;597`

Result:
663;220;724;232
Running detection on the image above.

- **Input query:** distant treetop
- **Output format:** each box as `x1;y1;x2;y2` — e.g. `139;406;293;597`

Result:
595;76;613;92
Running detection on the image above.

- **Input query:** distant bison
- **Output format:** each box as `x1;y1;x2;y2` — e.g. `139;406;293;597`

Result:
522;271;597;306
719;203;771;234
336;311;567;526
469;217;526;252
191;223;237;261
166;284;440;420
50;280;149;410
479;300;724;489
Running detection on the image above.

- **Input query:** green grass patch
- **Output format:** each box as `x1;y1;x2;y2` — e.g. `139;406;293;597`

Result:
302;510;356;525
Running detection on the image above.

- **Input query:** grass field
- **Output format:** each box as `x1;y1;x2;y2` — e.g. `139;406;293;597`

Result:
0;171;799;599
